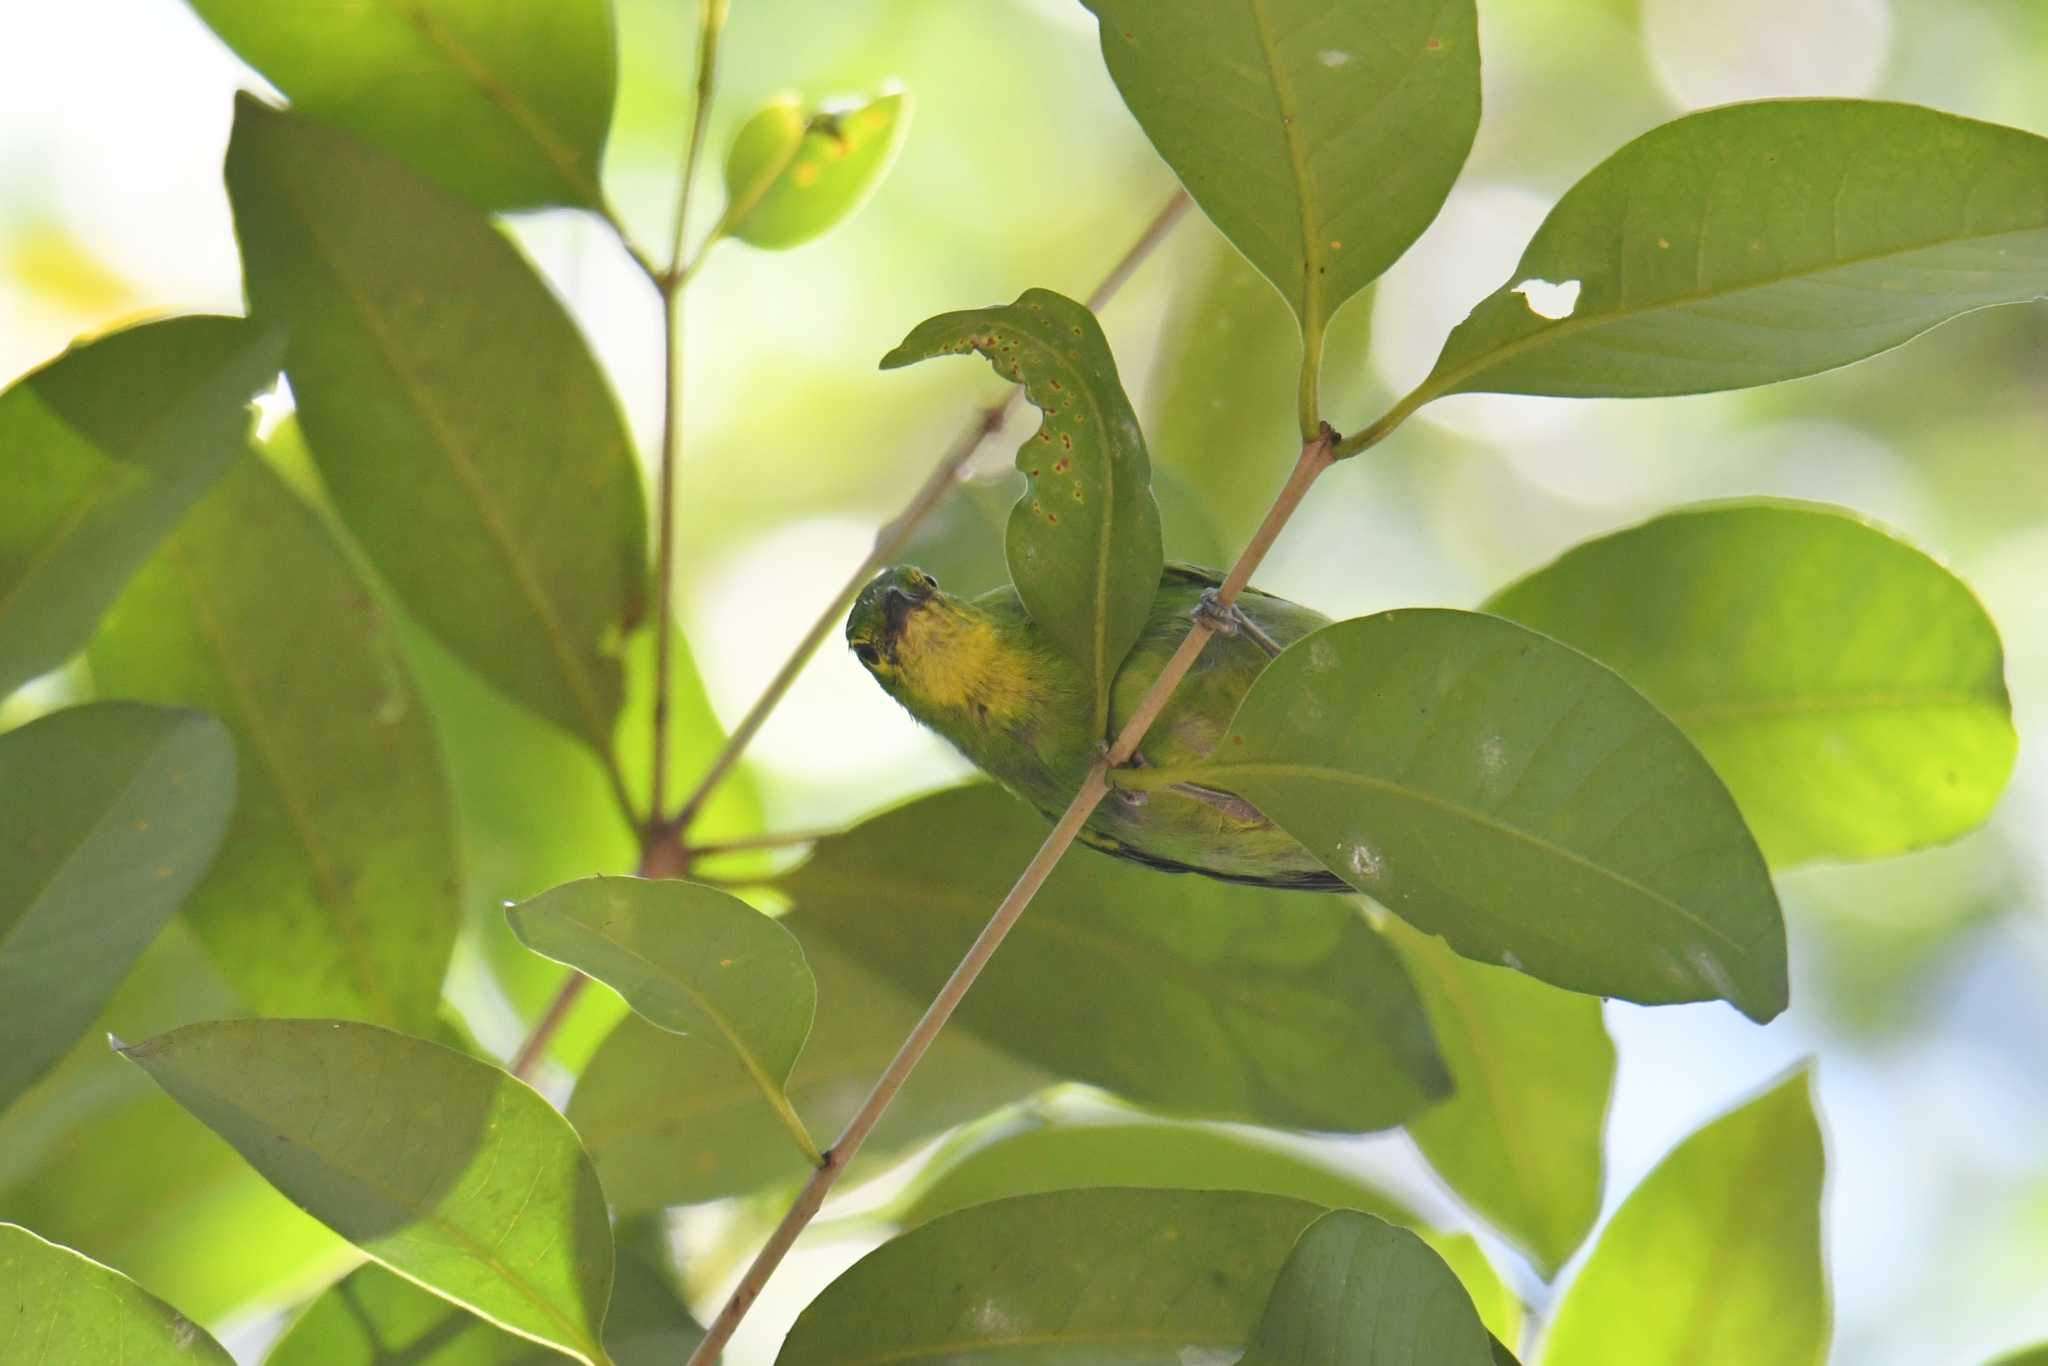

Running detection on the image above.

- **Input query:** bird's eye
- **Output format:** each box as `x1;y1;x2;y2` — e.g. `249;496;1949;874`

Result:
921;573;938;591
853;642;880;667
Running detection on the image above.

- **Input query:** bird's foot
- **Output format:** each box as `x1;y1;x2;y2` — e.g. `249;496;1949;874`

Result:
1192;589;1283;659
1102;742;1150;808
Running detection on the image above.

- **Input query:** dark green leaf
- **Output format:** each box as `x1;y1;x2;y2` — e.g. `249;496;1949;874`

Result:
90;452;458;1031
1240;1210;1495;1366
1083;0;1478;347
1493;1337;1523;1365
781;785;1447;1131
882;291;1163;731
1540;1069;1828;1366
0;316;279;697
0;703;234;1110
0;923;347;1325
572;936;1046;1213
724;92;911;250
1988;1351;2048;1366
0;1222;233;1364
1487;501;2016;866
227;97;647;753
901;1118;1415;1230
120;1020;613;1366
268;1231;702;1366
777;1189;1323;1365
1422;100;2048;401
1388;919;1614;1278
185;0;615;209
508;876;816;1155
1185;610;1787;1020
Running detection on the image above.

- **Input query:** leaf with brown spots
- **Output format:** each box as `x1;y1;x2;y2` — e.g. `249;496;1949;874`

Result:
882;290;1163;731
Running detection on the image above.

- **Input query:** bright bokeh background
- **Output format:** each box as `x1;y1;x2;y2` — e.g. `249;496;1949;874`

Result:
4;1;2046;1362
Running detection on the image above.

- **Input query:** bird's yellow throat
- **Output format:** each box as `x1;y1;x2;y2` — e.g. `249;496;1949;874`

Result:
890;599;1042;725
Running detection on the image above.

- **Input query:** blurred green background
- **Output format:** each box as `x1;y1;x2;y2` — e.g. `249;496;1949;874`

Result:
3;0;2045;1361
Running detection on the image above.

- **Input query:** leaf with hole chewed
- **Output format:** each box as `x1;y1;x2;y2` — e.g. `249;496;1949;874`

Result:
0;703;234;1112
781;785;1447;1132
0;315;279;698
1239;1211;1496;1366
724;92;911;250
1083;0;1478;345
184;0;614;210
0;1223;234;1364
119;1019;614;1366
882;291;1163;732
1386;919;1614;1279
507;876;815;1146
1423;100;2048;400
571;933;1046;1213
777;1188;1323;1365
1540;1068;1828;1366
226;96;646;754
90;452;459;1032
1185;610;1787;1020
1487;500;2015;867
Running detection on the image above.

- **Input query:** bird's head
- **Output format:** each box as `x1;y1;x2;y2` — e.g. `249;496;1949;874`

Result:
846;564;944;685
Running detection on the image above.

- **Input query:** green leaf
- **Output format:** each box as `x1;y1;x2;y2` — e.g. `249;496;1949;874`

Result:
1988;1350;2048;1366
89;452;459;1031
0;1223;234;1364
1082;0;1478;348
1493;1337;1524;1365
1388;919;1614;1279
0;703;234;1111
120;1019;614;1366
1240;1210;1496;1366
1421;100;2048;401
226;96;647;753
882;291;1163;732
781;786;1447;1131
1486;501;2016;866
1183;610;1787;1020
1540;1069;1829;1366
0;316;279;697
508;876;817;1158
724;92;911;250
184;0;614;210
572;936;1047;1213
777;1188;1323;1365
269;1230;702;1366
901;1118;1416;1230
1145;226;1377;546
0;923;348;1325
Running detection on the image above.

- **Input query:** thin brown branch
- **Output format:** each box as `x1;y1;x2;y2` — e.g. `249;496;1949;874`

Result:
684;424;1339;1365
667;187;1192;835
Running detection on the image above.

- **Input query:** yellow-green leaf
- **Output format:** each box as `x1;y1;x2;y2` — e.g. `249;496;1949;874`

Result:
0;1223;233;1365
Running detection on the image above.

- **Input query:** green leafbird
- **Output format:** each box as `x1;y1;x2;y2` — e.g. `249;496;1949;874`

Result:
847;562;1345;889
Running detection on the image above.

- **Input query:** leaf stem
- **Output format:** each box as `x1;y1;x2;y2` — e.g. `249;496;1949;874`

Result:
664;0;730;285
684;422;1340;1365
667;188;1191;836
1297;308;1325;441
682;827;845;857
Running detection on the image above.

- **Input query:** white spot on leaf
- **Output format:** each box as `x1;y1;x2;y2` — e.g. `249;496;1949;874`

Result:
1308;638;1337;673
1478;733;1506;776
1500;949;1524;972
1343;841;1384;881
1319;49;1354;67
1513;277;1581;319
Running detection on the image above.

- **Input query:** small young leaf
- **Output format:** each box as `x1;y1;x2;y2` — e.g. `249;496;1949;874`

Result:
1186;610;1787;1020
725;92;911;250
781;785;1448;1132
120;1019;614;1366
1422;100;2048;401
571;936;1046;1212
1083;0;1479;348
185;0;615;209
0;703;234;1111
0;1222;234;1364
1540;1069;1829;1366
0;316;279;698
883;290;1162;730
777;1189;1323;1365
90;452;460;1032
227;96;647;754
1487;501;2016;866
507;876;816;1155
1388;920;1614;1278
1239;1211;1496;1366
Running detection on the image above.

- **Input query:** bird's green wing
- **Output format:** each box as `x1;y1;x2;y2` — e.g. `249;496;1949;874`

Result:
1072;818;1350;892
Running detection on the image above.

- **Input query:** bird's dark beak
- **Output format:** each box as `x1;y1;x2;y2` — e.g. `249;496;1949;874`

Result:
881;578;933;641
